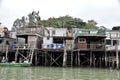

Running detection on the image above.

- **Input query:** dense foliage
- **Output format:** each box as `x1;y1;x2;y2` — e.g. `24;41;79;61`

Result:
112;26;120;30
12;11;98;30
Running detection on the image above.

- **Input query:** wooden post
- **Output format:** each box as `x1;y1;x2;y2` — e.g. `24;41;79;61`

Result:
93;54;95;67
90;51;92;67
116;40;119;69
78;50;80;66
30;49;34;63
63;40;67;67
5;45;9;62
105;50;107;67
50;53;52;66
75;54;77;66
63;48;67;67
45;52;47;66
99;57;102;67
71;51;73;67
108;53;111;67
104;38;107;67
35;50;38;65
15;45;19;62
111;52;114;68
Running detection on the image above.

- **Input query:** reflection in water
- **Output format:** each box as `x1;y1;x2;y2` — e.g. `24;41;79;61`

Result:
0;67;120;80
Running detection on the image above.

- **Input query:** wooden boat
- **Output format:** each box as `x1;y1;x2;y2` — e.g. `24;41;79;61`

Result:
0;62;32;67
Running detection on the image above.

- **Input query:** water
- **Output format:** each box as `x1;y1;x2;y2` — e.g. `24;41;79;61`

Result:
0;67;120;80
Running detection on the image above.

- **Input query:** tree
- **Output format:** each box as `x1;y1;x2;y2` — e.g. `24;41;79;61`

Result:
28;11;41;26
12;18;22;30
88;20;97;25
12;12;98;30
112;26;120;30
41;15;87;29
12;11;41;30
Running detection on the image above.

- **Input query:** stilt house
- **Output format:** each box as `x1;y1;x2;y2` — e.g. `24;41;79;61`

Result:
15;26;49;63
73;29;106;66
41;27;74;66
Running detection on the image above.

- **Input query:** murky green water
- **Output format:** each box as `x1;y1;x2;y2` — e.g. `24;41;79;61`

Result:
0;67;120;80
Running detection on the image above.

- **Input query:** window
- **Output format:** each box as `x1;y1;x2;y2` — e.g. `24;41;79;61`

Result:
47;37;50;40
6;41;9;45
79;38;86;43
52;30;55;35
0;39;3;44
106;39;111;45
113;40;117;45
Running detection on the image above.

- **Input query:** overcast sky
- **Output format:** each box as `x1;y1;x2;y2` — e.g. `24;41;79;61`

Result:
0;0;120;30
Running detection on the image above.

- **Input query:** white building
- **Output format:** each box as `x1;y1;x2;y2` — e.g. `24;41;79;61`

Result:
42;27;69;49
106;30;120;51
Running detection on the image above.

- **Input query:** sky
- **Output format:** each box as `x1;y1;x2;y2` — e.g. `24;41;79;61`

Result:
0;0;120;30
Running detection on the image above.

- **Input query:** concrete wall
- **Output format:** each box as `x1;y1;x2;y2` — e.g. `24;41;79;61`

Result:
10;31;16;39
46;27;67;37
42;37;53;48
52;28;67;36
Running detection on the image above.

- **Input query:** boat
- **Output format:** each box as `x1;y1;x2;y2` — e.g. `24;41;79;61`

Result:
0;62;32;67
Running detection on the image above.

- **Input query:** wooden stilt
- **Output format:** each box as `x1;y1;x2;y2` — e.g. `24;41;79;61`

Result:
104;38;107;67
71;51;73;67
75;53;77;66
93;54;95;67
50;53;52;66
105;50;107;67
63;41;67;67
112;52;114;68
116;40;119;69
35;51;38;65
108;53;110;67
15;46;19;62
30;48;34;63
42;52;44;65
45;52;47;66
90;51;92;67
63;51;67;67
5;45;9;62
99;57;102;67
78;50;80;66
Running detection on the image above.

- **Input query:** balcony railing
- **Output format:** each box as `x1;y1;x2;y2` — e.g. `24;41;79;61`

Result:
75;43;105;50
16;27;46;36
15;44;36;50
